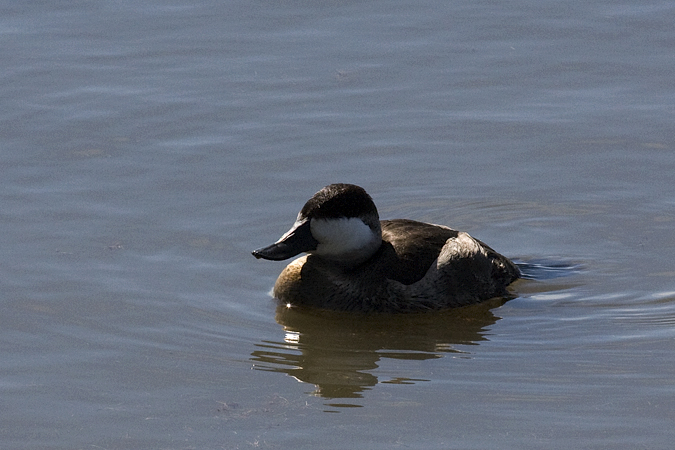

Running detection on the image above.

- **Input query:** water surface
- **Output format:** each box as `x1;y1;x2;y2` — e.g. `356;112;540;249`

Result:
2;0;675;448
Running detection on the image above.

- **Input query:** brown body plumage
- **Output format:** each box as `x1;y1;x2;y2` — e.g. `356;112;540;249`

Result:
253;184;519;313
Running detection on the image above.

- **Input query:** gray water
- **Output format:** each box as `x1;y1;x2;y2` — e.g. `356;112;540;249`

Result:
2;0;675;448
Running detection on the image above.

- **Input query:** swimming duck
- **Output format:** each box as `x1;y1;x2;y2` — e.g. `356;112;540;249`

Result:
252;184;519;312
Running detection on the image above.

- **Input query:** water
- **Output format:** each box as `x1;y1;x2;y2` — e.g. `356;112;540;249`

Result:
2;0;675;448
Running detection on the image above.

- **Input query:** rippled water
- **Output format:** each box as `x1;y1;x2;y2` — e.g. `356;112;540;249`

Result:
2;0;675;449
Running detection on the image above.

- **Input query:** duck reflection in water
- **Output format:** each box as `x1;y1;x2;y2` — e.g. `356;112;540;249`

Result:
250;299;506;400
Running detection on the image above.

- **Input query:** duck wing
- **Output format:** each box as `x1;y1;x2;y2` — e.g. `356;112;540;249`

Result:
380;219;459;285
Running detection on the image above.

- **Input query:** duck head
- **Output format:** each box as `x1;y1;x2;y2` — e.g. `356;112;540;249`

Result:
252;184;383;267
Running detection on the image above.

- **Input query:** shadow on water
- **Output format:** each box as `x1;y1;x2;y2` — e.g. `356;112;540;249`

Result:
249;260;582;408
250;298;506;405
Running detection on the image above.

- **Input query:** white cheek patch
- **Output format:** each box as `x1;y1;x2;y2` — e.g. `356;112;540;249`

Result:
310;218;376;257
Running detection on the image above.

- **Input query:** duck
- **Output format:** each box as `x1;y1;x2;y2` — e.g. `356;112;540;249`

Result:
252;183;519;312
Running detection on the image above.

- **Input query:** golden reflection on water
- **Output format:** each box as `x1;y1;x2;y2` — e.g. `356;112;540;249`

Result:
250;299;505;404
